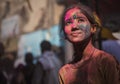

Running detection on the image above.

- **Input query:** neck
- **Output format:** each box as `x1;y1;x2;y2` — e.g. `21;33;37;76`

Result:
72;37;92;63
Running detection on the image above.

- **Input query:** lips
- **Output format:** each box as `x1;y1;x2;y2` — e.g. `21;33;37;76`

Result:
71;31;82;36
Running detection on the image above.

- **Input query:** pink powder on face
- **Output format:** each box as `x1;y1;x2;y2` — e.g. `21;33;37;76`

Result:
64;7;92;42
64;8;90;33
65;8;80;21
64;8;80;34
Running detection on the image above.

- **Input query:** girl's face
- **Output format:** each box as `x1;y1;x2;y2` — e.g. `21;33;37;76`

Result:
64;8;93;43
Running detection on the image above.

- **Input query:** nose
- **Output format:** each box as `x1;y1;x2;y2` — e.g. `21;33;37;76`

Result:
71;22;79;31
72;21;78;29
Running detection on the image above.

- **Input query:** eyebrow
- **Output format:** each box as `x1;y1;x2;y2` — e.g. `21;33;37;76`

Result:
65;18;72;22
65;16;86;21
77;16;87;19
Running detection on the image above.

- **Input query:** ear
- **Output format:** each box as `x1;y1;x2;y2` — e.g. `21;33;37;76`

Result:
91;24;96;33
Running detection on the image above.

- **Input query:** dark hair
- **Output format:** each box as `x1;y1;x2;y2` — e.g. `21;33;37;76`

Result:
25;52;33;64
60;3;97;38
40;40;52;53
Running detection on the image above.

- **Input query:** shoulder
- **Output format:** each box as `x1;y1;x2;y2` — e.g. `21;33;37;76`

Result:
102;40;118;48
59;64;71;76
102;40;117;45
35;62;44;71
93;49;118;64
59;64;72;82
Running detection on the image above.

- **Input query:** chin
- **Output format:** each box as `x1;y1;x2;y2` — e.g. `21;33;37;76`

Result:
69;39;83;43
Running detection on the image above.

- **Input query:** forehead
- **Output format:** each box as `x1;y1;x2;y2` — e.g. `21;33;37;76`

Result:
66;8;80;14
65;8;86;20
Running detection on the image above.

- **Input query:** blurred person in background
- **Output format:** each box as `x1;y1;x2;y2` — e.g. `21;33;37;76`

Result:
0;53;15;84
0;42;5;57
23;52;35;84
101;27;120;63
0;42;5;71
32;40;62;84
93;11;120;63
59;3;120;84
13;64;26;84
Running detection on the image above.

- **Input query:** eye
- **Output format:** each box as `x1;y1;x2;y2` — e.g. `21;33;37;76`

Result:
65;21;72;26
78;18;85;23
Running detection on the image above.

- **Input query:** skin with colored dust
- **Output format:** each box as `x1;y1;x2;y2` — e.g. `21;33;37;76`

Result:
78;23;91;39
64;7;91;43
59;4;120;84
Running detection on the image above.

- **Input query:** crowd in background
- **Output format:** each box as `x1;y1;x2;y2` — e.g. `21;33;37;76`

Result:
0;40;63;84
0;26;120;84
0;1;120;84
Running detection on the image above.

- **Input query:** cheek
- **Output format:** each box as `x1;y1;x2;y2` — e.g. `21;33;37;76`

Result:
64;26;71;34
79;23;91;37
79;23;91;31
